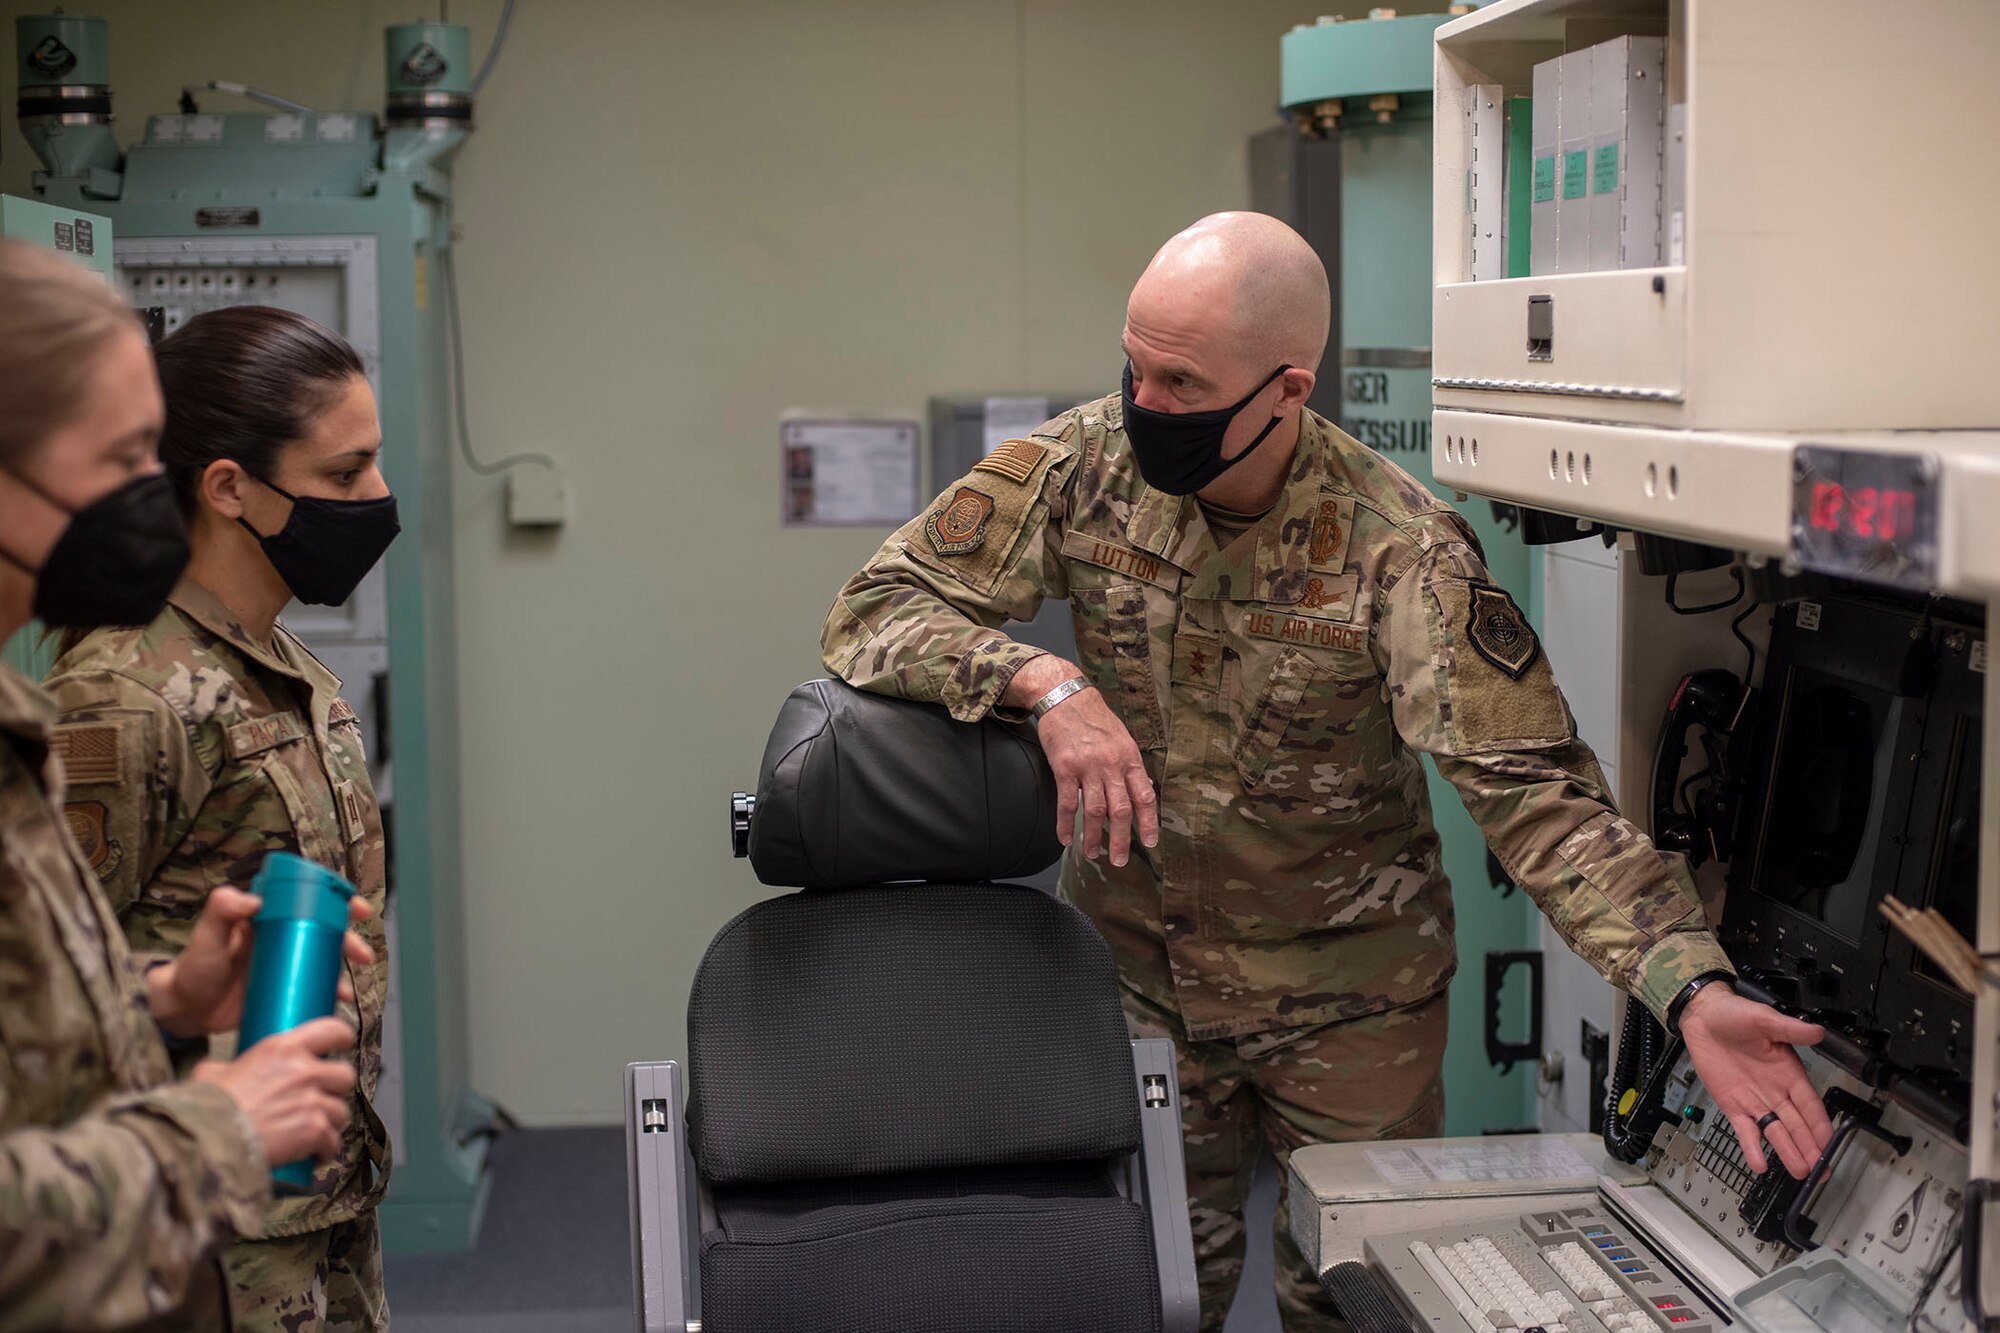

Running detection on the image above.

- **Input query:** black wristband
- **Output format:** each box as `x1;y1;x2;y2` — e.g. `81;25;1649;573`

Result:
1665;969;1736;1036
155;1021;208;1055
141;959;208;1054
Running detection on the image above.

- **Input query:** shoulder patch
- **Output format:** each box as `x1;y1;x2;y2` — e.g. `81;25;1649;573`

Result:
329;698;359;727
973;438;1048;485
1466;584;1539;680
63;801;121;875
50;724;124;786
923;486;996;557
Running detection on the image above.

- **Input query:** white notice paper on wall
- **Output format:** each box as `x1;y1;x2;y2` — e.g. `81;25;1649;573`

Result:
780;418;921;527
1363;1139;1596;1187
982;396;1050;456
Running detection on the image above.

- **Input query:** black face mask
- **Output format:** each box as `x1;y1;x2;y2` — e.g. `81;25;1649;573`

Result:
1121;360;1292;496
0;468;190;629
239;477;401;607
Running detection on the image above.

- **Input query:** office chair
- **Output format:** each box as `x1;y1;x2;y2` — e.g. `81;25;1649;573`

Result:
626;678;1198;1332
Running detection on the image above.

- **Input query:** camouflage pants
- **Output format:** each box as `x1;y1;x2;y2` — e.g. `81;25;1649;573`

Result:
226;1212;389;1332
1124;986;1448;1333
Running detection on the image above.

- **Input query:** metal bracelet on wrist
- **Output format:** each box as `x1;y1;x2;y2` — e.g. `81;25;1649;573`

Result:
1029;675;1091;719
1666;970;1735;1036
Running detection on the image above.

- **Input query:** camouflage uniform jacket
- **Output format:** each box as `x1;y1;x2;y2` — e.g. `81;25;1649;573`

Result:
46;578;392;1239
823;396;1733;1041
0;661;271;1331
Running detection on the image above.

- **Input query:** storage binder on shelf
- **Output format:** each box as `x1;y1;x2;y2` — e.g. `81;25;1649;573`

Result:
1530;57;1558;275
1556;44;1592;273
1588;36;1666;271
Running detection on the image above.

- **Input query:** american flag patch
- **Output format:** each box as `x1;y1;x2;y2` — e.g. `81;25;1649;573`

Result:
51;725;123;786
973;437;1048;485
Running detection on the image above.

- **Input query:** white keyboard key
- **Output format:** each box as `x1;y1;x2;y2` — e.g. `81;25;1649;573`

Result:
1412;1241;1499;1333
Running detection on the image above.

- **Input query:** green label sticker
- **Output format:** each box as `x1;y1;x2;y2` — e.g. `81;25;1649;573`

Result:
1593;143;1619;194
1533;155;1556;203
1562;150;1588;199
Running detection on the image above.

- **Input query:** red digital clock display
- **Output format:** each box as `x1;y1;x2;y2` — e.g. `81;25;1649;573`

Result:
1804;482;1922;544
1790;446;1939;592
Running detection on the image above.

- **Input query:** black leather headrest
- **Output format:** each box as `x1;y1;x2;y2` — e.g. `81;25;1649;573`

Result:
746;679;1062;889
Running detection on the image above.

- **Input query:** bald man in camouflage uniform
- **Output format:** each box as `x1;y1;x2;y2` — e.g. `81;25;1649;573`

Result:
822;213;1833;1330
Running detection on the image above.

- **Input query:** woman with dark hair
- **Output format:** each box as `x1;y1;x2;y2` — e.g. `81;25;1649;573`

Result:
47;304;399;1331
0;240;368;1331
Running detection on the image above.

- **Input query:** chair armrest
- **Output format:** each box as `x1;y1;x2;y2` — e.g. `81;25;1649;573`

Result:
1132;1037;1200;1333
626;1060;700;1333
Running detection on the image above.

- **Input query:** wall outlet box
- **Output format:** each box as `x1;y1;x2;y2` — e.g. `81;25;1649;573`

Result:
507;464;566;527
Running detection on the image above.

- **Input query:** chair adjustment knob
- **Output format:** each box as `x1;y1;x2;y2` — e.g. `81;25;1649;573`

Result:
730;792;756;858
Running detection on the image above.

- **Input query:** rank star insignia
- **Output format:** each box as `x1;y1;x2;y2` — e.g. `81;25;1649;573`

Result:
1467;584;1539;679
924;486;996;557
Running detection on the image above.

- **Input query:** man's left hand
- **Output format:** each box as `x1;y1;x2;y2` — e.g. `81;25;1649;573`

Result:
149;887;375;1039
1678;983;1834;1179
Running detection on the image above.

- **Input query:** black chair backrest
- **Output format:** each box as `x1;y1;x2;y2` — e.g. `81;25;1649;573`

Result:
745;679;1062;888
691;679;1138;1186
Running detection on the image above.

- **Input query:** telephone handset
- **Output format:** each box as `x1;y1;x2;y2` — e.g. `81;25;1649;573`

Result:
1651;668;1752;869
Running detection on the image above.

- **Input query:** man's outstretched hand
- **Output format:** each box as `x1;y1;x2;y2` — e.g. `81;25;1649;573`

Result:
1678;983;1833;1178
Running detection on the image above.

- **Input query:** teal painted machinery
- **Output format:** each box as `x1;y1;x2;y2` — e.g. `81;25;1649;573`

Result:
14;14;494;1251
1280;8;1540;1135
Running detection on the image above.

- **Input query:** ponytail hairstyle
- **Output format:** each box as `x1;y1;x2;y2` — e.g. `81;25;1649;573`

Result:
153;305;366;518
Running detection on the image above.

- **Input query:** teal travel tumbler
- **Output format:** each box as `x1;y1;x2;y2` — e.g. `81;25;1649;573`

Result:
238;852;354;1192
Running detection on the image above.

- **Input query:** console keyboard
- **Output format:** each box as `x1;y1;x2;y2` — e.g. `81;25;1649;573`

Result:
1366;1205;1721;1333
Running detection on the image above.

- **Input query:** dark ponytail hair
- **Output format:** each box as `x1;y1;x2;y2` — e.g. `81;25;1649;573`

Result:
155;305;366;518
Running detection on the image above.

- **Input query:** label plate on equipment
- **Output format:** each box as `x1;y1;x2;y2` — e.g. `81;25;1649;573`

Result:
1790;446;1939;592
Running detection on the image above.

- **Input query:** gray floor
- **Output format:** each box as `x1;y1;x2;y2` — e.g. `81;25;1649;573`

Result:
386;1128;629;1333
386;1127;1286;1333
1226;1149;1285;1332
